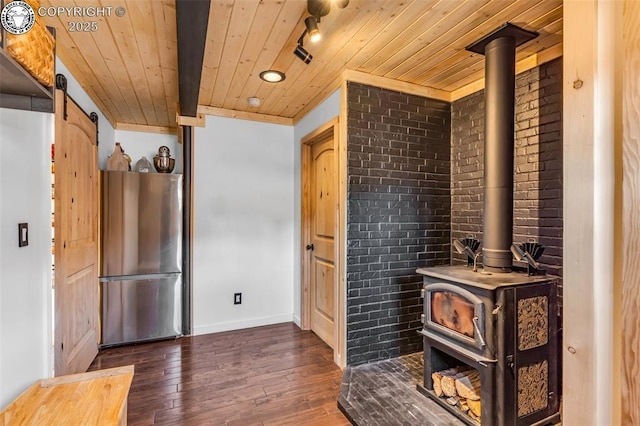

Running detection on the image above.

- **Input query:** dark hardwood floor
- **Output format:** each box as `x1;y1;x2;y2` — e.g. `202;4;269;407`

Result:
89;322;350;425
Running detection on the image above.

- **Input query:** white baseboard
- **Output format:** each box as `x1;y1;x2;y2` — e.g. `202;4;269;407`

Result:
193;314;293;336
292;315;301;328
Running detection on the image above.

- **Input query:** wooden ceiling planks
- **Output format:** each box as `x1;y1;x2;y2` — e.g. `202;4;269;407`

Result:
343;0;437;72
125;0;169;126
199;0;234;109
230;2;305;112
220;0;286;110
359;0;491;77
45;0;564;128
40;0;177;128
406;0;546;85
106;0;159;125
247;11;309;117
385;0;524;80
271;0;398;118
413;1;562;88
439;15;563;91
149;0;178;127
40;0;120;125
207;1;261;108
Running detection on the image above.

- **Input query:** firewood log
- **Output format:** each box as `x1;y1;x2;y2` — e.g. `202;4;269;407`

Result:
432;372;443;397
446;396;460;406
459;400;470;413
432;367;463;397
467;398;481;417
468;411;481;424
441;371;469;397
455;370;481;401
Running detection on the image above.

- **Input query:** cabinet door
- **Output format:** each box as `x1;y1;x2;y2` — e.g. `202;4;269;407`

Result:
503;281;560;425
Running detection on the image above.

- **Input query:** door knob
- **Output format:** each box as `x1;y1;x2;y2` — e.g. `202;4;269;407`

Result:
306;244;314;251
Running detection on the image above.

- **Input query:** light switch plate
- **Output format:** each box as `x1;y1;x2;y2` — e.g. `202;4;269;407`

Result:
18;223;28;247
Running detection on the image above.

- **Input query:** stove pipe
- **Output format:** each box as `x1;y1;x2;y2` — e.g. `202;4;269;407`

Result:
466;23;538;273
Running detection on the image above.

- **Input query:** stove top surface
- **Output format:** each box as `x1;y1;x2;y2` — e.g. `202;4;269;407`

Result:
416;265;553;290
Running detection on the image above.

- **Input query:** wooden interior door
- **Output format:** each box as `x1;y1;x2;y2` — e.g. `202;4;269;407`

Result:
309;136;336;348
54;88;99;376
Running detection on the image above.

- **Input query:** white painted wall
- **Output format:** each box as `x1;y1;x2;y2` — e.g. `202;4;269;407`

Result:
55;59;115;169
112;130;182;174
0;58;117;409
192;115;295;334
0;108;53;408
292;89;341;326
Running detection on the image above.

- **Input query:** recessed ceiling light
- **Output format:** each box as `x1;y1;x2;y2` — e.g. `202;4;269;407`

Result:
259;70;286;83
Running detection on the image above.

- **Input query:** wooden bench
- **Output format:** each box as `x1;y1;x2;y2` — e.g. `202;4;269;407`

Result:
0;365;134;425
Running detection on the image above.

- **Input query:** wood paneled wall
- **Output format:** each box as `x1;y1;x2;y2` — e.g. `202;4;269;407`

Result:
622;0;640;422
563;0;640;423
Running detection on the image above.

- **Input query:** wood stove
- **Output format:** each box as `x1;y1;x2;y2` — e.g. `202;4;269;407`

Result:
417;266;560;425
415;22;561;425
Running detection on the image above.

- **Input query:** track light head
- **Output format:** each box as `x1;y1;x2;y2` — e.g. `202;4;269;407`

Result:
307;0;330;19
334;0;349;8
293;44;313;64
305;16;321;43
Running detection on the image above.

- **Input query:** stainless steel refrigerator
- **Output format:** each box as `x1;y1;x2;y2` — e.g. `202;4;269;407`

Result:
99;170;183;347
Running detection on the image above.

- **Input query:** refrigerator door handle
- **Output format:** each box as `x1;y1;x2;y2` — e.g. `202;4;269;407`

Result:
100;272;181;282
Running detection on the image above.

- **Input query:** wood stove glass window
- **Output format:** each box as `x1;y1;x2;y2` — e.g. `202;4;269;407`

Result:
430;291;475;338
425;283;485;350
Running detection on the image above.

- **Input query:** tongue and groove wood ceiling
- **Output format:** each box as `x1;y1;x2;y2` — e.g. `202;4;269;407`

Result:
40;0;562;131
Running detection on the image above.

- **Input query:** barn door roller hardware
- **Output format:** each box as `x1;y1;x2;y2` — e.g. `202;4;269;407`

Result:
55;73;68;121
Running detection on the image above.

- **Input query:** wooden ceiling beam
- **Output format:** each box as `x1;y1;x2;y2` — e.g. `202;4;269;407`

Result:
176;0;211;117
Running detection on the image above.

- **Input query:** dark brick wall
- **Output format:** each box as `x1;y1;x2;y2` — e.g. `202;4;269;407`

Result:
346;82;451;365
451;58;563;280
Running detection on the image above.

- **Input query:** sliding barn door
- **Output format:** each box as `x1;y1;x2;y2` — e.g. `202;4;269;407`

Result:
54;87;99;376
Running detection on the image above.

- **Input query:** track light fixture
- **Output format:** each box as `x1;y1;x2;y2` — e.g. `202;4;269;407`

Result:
307;0;349;20
307;0;330;19
305;16;321;43
293;44;313;64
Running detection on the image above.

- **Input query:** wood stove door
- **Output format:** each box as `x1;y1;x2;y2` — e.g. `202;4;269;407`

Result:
500;281;559;425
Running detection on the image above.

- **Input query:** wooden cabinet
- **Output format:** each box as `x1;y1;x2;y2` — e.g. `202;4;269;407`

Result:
0;5;55;113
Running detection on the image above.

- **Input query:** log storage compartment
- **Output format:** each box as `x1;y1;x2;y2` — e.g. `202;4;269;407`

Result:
417;266;560;426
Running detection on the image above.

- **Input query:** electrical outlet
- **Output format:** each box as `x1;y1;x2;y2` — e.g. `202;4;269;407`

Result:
234;293;242;305
18;223;28;247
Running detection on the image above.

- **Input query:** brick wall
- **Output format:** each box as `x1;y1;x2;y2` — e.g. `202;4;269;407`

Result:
346;82;451;365
451;58;563;279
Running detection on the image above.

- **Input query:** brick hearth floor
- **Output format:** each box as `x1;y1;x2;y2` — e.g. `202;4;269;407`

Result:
338;352;465;426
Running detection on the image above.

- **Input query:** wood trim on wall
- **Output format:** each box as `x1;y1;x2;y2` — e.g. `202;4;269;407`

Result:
622;0;640;421
176;113;205;128
292;73;343;125
197;105;294;126
114;122;177;135
343;69;451;102
301;144;311;331
337;80;348;369
300;116;345;368
563;1;623;424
